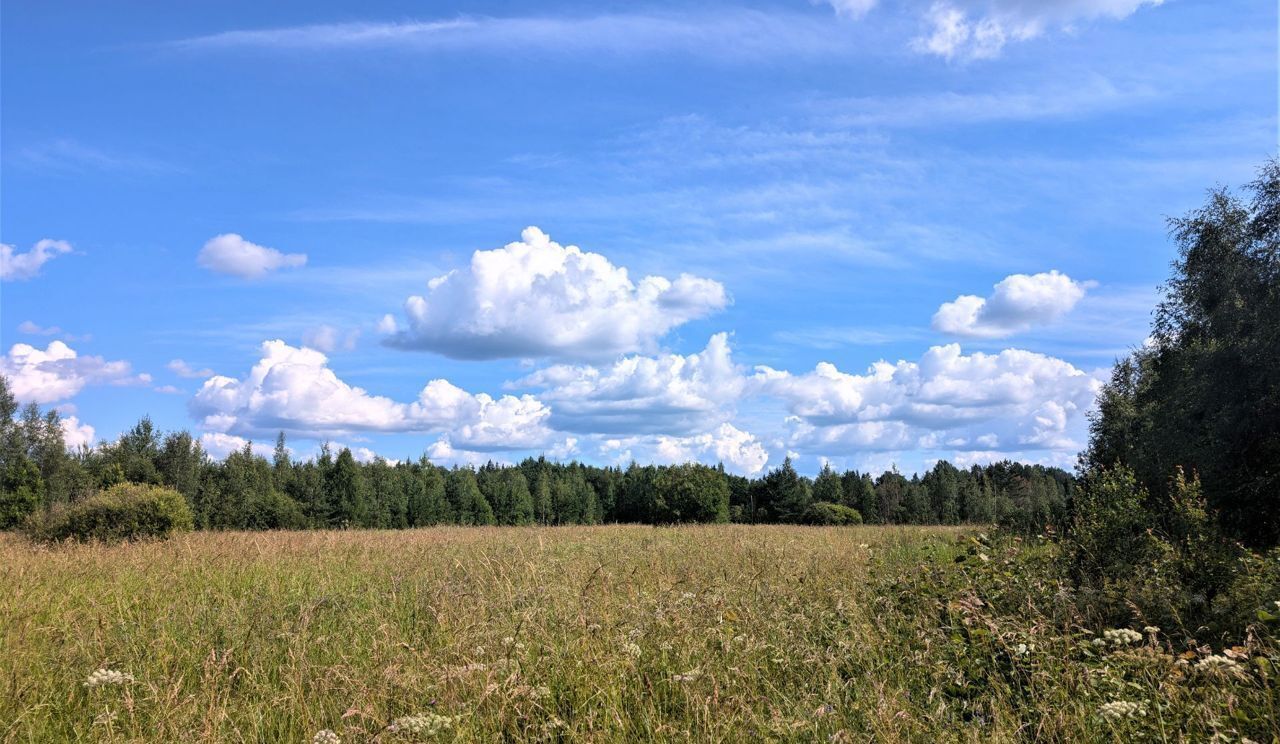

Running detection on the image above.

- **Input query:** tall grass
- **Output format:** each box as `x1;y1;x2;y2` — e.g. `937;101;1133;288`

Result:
2;526;1275;742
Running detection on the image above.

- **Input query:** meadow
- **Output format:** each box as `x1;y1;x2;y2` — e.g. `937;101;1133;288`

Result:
3;525;1276;743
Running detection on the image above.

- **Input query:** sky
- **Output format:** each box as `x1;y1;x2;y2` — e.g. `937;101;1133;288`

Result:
1;0;1275;476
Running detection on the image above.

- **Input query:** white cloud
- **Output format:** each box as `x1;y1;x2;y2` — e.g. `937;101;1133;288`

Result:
513;333;744;434
302;324;360;353
653;423;771;475
190;340;552;450
168;359;215;379
0;239;72;281
755;343;1102;457
1;341;150;404
168;13;854;61
200;432;249;459
59;415;96;449
197;233;307;279
383;226;728;361
932;270;1088;338
913;0;1163;60
588;422;769;475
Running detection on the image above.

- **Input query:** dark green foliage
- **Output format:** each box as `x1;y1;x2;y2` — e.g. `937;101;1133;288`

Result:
812;463;844;506
802;501;862;525
25;482;193;543
478;464;534;525
755;458;811;523
1083;160;1280;546
446;467;495;526
652;463;729;523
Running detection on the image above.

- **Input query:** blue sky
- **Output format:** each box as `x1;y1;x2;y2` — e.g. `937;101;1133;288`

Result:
2;0;1275;475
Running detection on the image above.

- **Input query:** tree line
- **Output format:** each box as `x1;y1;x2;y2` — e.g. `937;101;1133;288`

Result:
0;381;1073;531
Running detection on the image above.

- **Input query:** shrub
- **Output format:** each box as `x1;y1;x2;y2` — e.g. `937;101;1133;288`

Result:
25;482;193;543
802;501;863;526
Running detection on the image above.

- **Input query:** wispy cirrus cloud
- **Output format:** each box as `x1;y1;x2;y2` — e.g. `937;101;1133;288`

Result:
165;12;860;60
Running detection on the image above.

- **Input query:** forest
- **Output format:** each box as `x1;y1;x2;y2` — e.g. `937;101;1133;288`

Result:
0;382;1073;532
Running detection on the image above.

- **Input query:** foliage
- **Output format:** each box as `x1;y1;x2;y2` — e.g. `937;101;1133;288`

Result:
1083;160;1280;547
801;500;863;525
652;463;729;523
24;482;193;543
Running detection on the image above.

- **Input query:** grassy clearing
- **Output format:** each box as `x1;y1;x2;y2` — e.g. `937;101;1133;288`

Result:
2;526;1276;742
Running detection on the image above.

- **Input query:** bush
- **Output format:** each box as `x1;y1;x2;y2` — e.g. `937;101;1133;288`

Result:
802;501;863;526
1064;466;1270;640
25;482;193;543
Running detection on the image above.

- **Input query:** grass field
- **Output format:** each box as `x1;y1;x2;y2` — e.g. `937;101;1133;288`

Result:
2;525;1276;742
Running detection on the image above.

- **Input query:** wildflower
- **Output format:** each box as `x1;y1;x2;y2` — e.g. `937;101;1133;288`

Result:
1196;655;1242;673
623;642;642;658
1102;628;1143;647
670;670;700;683
977;552;990;563
388;713;455;736
680;592;696;601
312;730;341;744
84;668;134;688
530;685;551;700
1098;701;1147;721
502;636;515;646
1013;643;1029;657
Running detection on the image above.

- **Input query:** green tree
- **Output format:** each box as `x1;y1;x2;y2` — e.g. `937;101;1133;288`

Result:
812;463;844;507
447;468;495;526
1083;160;1280;546
652;463;730;523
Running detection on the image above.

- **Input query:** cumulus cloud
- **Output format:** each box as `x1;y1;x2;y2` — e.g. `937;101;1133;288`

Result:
932;270;1088;338
190;340;552;450
200;432;250;459
0;239;73;281
913;0;1163;60
59;415;96;449
652;423;771;475
383;226;728;361
302;324;360;353
755;343;1102;456
197;233;307;279
513;333;745;435
1;341;151;404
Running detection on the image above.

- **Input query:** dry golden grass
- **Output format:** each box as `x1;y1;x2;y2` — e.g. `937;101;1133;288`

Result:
2;525;968;742
3;525;1274;742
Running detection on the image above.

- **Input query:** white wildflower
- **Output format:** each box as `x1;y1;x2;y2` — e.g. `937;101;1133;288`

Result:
502;636;515;646
1098;700;1147;721
1196;654;1242;673
84;668;134;688
1143;626;1160;635
670;670;700;683
312;730;341;744
680;592;696;601
623;642;642;658
1102;628;1143;647
1013;643;1029;657
388;713;455;736
530;685;551;700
